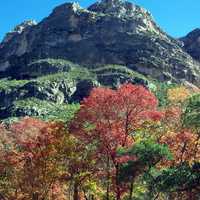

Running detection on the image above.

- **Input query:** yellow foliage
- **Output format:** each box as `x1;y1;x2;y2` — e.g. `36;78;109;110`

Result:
167;86;191;104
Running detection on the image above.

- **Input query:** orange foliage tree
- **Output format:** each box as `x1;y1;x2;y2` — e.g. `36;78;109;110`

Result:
153;87;200;199
70;83;162;200
0;118;70;200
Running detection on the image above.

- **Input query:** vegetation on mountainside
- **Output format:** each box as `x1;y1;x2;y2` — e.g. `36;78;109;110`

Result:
0;83;199;200
10;98;80;122
0;59;156;122
0;79;28;90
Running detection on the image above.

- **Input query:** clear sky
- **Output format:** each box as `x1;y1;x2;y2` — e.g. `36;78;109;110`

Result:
1;0;200;42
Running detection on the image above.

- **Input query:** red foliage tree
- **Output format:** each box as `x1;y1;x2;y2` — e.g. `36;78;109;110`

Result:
70;83;162;200
0;117;68;200
157;91;200;199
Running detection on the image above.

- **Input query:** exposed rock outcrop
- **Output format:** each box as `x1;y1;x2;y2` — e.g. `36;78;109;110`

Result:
0;0;200;121
180;28;200;62
0;0;199;84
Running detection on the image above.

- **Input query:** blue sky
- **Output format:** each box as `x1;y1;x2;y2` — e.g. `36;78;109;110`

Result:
0;0;200;41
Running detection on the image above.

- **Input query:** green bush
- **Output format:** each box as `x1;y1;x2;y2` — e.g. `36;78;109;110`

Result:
10;98;80;122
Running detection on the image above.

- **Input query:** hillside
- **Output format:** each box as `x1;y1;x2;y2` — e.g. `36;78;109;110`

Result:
0;0;200;120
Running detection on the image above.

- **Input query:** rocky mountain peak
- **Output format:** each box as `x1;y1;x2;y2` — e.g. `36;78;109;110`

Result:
13;20;37;33
184;28;200;39
101;0;123;3
180;28;200;61
0;0;200;121
88;0;164;37
94;0;124;8
52;2;82;16
88;0;139;17
0;0;200;86
2;20;37;44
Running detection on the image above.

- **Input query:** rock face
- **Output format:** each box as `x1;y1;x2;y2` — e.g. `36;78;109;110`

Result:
181;29;200;62
0;0;200;84
2;20;37;44
1;0;200;121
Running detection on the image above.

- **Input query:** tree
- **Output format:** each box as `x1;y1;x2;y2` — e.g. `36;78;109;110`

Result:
161;91;200;166
70;83;162;200
117;139;172;200
64;136;99;200
167;86;191;105
0;118;71;200
152;163;200;200
152;91;200;199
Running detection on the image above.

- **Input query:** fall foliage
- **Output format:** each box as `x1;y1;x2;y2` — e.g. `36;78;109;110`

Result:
0;83;199;200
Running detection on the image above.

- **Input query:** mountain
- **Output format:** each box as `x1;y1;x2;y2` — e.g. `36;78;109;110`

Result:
180;28;200;62
0;0;200;121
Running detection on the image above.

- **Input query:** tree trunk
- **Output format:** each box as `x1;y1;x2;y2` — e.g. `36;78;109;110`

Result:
115;164;121;200
106;157;110;200
73;181;79;200
116;191;121;200
83;189;89;200
91;194;94;200
129;181;134;200
32;193;39;200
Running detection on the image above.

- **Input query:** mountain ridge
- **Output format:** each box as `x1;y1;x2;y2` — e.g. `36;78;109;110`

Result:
0;0;200;121
180;28;200;62
0;0;200;84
